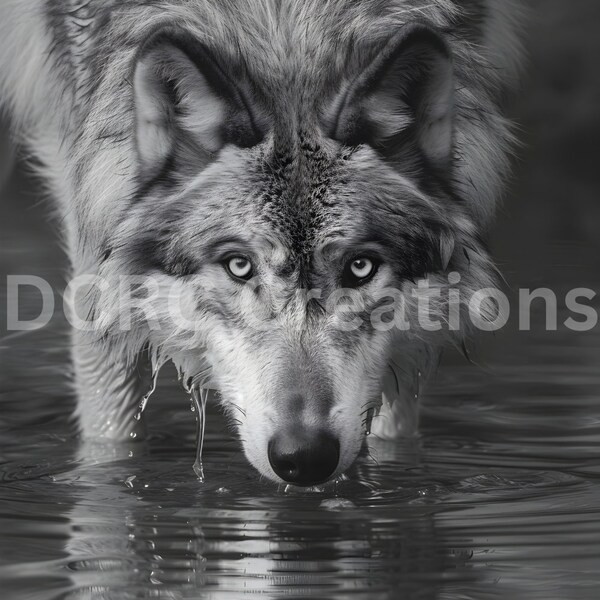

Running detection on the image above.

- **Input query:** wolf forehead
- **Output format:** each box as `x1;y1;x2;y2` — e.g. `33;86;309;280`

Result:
124;137;450;281
250;135;345;254
106;2;470;274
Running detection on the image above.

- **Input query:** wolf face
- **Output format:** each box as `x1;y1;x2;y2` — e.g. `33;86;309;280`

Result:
93;22;496;485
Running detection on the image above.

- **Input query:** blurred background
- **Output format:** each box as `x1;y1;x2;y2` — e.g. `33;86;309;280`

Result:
492;0;600;284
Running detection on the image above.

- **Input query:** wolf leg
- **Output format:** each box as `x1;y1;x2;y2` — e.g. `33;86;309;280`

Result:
371;367;420;439
370;345;441;440
72;331;152;441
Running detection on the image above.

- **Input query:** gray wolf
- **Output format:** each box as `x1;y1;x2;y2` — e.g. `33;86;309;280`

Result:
0;0;523;486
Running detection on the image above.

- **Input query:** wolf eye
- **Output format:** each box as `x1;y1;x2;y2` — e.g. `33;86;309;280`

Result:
342;257;379;287
225;256;253;281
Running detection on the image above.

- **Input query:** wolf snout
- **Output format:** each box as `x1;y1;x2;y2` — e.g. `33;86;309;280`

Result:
268;428;340;486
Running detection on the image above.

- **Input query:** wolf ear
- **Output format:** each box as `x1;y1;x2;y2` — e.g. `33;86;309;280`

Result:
133;29;263;178
327;23;454;171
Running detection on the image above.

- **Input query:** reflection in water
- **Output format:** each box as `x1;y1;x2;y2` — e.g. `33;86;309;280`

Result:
0;425;462;599
62;465;451;599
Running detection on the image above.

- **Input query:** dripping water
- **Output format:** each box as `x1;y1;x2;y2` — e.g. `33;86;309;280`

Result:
183;362;212;482
190;385;208;482
365;407;375;436
133;369;158;422
133;351;163;422
415;369;421;401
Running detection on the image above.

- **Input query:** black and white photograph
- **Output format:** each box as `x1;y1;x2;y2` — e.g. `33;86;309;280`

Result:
1;1;599;598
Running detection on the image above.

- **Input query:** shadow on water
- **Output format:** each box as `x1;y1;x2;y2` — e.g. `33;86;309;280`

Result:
2;1;600;598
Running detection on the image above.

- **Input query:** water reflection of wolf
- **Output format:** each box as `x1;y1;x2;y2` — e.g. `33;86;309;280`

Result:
60;442;467;599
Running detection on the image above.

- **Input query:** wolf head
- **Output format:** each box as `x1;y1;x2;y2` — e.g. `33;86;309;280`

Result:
94;21;496;486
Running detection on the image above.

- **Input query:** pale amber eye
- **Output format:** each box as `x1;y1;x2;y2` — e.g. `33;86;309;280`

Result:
350;258;374;280
342;256;380;288
226;256;253;280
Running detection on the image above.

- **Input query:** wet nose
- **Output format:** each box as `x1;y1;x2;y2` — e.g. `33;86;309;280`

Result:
268;429;340;486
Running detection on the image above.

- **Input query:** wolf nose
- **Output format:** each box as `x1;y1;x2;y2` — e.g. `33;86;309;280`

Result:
268;429;340;486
